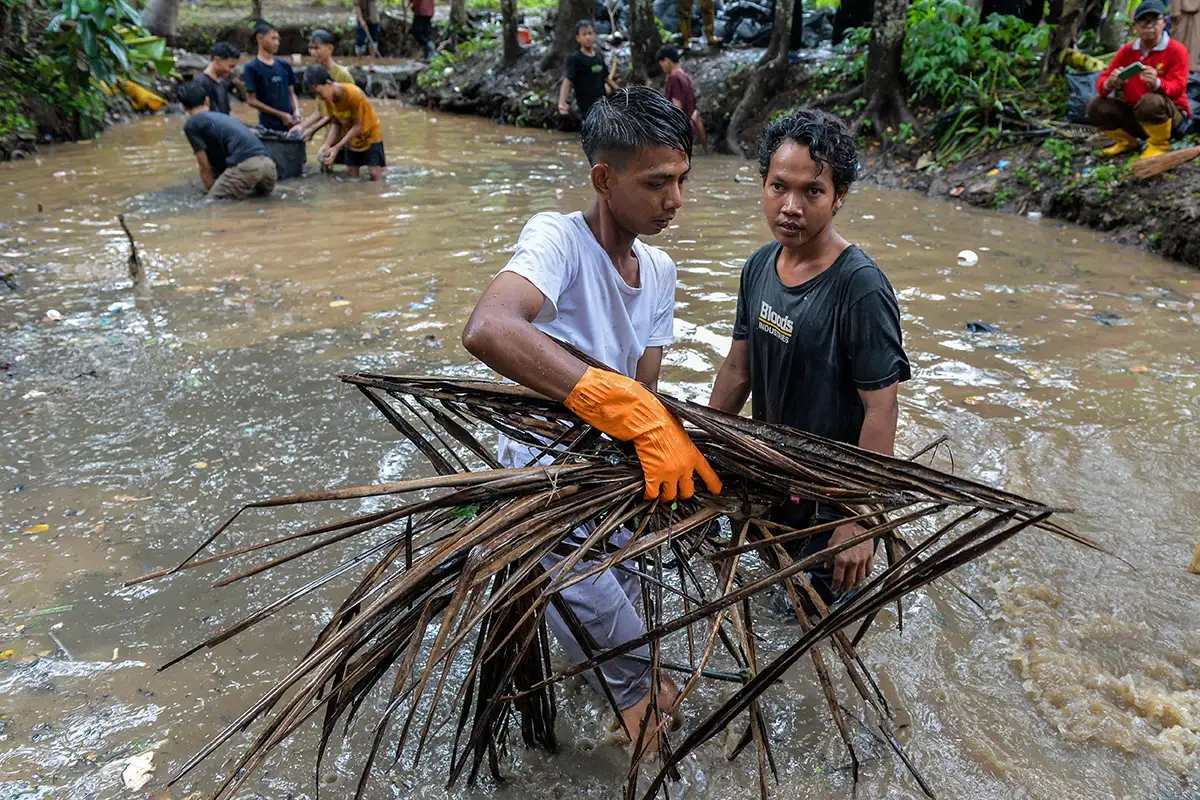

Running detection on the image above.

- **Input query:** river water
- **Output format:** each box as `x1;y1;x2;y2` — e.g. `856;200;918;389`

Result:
1;105;1198;800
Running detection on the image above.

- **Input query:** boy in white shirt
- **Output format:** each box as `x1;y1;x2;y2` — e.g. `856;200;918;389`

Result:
462;86;721;753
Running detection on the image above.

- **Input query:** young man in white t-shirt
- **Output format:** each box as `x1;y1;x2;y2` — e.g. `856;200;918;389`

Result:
462;86;722;752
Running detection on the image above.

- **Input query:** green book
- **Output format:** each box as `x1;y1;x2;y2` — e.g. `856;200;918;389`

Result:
1117;62;1145;83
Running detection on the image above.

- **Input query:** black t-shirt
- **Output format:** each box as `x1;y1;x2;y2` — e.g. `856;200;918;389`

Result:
183;111;266;176
565;50;608;118
733;242;911;446
193;73;230;115
241;57;298;130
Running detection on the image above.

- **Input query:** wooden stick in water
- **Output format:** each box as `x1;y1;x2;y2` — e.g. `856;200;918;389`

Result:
117;214;144;285
1189;541;1200;575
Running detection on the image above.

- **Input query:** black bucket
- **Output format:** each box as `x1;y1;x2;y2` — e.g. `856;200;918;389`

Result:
256;129;307;180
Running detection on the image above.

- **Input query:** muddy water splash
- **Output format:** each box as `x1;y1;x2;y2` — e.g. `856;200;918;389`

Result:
1;105;1198;800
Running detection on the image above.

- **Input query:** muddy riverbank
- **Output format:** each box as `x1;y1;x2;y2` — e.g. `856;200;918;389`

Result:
1;106;1198;799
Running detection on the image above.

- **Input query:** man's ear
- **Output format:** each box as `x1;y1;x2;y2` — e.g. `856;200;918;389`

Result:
591;162;614;198
832;186;848;215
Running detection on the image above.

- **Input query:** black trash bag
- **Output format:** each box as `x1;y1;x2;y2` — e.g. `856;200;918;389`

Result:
1065;71;1099;124
1180;73;1200;134
799;7;834;47
722;0;773;45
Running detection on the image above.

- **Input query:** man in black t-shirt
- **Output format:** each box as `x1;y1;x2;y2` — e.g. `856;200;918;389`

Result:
179;82;276;201
557;19;616;120
708;109;910;604
242;22;300;131
193;41;239;115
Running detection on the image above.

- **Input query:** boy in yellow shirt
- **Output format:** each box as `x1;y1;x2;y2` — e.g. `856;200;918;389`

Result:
305;64;385;180
291;30;355;141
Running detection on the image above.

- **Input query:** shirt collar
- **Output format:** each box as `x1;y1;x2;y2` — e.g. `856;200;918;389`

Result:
1133;31;1170;53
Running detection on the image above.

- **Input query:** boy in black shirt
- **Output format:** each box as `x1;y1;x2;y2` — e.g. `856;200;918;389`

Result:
242;21;300;131
708;109;910;603
557;19;617;120
193;41;239;115
179;82;276;200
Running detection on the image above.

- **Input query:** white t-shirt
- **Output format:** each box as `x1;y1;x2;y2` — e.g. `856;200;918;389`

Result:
495;210;677;468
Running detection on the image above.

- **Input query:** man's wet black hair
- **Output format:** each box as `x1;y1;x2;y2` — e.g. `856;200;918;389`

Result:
656;45;680;62
309;28;336;46
212;41;240;59
575;18;595;33
253;21;277;38
581;85;692;167
178;81;210;110
305;64;333;89
757;109;859;192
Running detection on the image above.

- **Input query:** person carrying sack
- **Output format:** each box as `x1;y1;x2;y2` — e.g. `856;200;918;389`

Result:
1088;0;1191;160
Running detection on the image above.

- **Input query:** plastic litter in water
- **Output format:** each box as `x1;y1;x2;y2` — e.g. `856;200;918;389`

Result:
957;250;979;267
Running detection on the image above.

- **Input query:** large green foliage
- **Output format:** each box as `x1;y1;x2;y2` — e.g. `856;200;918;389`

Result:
46;0;172;88
903;0;1047;107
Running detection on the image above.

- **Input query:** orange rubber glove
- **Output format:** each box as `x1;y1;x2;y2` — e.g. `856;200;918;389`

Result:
563;367;723;501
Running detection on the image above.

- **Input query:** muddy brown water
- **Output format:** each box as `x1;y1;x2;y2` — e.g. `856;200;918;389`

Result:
1;105;1198;800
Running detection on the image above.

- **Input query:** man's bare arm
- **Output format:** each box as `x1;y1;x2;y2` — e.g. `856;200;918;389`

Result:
857;383;899;456
461;272;588;401
635;345;664;391
195;151;215;191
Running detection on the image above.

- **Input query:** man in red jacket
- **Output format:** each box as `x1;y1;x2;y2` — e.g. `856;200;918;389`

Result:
1088;0;1191;159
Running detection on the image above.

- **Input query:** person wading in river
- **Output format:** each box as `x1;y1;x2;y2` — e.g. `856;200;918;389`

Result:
290;30;355;143
708;110;909;607
178;82;277;201
306;65;386;181
243;22;301;132
193;41;239;115
461;86;721;752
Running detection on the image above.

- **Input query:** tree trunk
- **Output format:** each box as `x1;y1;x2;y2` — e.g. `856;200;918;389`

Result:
501;0;520;66
143;0;180;38
251;0;262;20
1041;0;1104;81
721;0;794;152
861;0;917;142
1099;0;1123;51
540;0;594;72
628;0;662;82
762;0;795;62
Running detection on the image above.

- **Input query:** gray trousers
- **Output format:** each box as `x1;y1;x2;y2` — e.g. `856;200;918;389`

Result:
210;154;277;201
543;525;652;710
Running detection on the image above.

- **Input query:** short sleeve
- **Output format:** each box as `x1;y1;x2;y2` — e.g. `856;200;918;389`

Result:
564;53;578;81
497;214;577;324
285;62;299;88
242;63;261;95
664;73;681;104
843;268;911;391
184;119;206;153
732;251;763;340
646;253;675;347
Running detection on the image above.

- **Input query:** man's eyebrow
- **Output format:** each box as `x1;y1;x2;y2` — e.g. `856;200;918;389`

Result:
644;167;691;179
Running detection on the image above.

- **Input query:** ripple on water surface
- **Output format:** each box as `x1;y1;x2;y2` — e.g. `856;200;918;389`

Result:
1;104;1199;800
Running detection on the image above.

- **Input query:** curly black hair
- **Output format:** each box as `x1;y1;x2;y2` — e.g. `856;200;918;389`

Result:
757;109;859;192
581;85;693;168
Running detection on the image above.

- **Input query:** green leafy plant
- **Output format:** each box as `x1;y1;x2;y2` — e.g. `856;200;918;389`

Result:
904;0;1051;162
1041;137;1076;178
417;32;498;92
47;0;161;87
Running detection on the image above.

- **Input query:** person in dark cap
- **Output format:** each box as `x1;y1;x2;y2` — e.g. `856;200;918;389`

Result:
1088;0;1191;159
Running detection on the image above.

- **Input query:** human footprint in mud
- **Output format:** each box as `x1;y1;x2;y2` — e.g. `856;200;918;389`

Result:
306;65;386;181
178;82;277;201
462;86;721;754
709;109;910;607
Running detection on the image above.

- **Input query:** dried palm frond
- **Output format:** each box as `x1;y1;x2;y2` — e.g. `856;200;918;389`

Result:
133;371;1104;800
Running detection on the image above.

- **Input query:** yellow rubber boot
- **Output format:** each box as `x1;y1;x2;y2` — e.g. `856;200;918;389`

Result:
1099;129;1139;157
1140;120;1172;159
